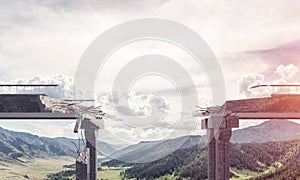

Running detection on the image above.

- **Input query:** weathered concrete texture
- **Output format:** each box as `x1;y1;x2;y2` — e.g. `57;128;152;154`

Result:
201;94;300;180
208;129;216;180
76;148;89;180
224;94;300;113
216;138;230;179
203;115;234;180
207;127;232;180
85;127;99;180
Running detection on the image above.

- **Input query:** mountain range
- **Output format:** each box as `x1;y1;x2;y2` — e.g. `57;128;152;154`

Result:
0;127;75;163
0;120;297;163
0;127;126;163
124;137;300;179
123;121;300;180
231;120;300;143
0;120;300;179
107;135;203;163
104;120;300;166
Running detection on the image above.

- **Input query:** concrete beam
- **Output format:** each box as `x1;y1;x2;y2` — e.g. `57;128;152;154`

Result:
201;115;239;129
236;112;300;119
207;116;225;129
215;128;232;140
201;118;209;129
0;112;76;119
226;116;239;128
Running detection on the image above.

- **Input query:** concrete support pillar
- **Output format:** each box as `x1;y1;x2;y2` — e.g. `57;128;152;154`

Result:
76;148;89;180
215;128;232;180
202;115;238;180
207;129;216;180
84;120;99;180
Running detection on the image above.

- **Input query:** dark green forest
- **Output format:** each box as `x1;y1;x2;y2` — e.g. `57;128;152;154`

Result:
123;138;300;179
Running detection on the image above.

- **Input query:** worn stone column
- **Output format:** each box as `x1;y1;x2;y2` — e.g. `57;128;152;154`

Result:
202;115;238;180
207;129;216;180
85;128;98;180
83;119;100;180
76;148;89;180
215;128;232;180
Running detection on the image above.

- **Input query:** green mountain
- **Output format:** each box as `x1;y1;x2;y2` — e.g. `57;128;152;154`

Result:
105;120;300;166
38;120;300;179
124;138;300;179
3;120;299;179
0;127;126;161
0;126;129;162
43;136;124;157
0;127;75;162
107;135;203;164
231;120;300;143
124;145;207;179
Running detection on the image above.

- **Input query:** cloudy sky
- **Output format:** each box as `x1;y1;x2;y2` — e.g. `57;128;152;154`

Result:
1;0;300;145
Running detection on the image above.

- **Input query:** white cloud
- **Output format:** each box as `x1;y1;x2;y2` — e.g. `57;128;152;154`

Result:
1;0;300;81
275;64;299;80
238;73;265;97
239;64;300;98
0;74;74;99
94;90;201;144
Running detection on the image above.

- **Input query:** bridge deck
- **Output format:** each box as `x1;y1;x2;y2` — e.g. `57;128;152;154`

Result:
225;94;300;113
0;94;76;119
202;94;300;180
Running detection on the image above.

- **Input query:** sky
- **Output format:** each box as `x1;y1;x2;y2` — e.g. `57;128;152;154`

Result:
1;0;300;145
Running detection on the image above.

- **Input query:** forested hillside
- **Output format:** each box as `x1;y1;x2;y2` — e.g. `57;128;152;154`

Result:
251;160;300;180
231;120;300;143
124;138;300;179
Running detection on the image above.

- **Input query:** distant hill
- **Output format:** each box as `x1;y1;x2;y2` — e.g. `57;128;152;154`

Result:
0;126;127;161
42;136;123;157
98;141;127;156
106;135;203;164
231;120;300;143
0;127;75;162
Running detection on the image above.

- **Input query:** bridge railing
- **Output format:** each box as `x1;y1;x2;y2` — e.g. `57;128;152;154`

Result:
250;84;300;95
0;84;59;97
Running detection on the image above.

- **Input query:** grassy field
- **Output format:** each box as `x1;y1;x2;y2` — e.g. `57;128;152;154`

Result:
44;165;129;180
0;159;271;180
0;156;74;180
231;168;260;180
98;166;126;180
230;162;283;180
98;167;186;180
